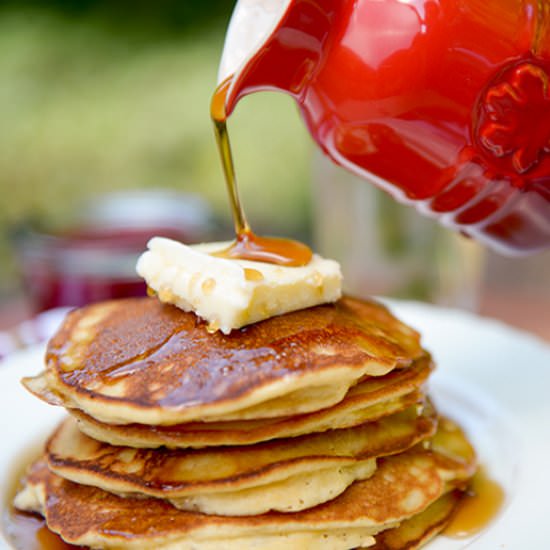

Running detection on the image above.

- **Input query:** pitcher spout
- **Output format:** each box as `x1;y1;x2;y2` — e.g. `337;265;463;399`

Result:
219;0;338;116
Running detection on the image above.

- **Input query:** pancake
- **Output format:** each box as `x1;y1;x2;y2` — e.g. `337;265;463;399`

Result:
70;357;432;449
22;295;424;426
370;490;464;550
46;403;437;515
71;390;422;449
15;419;476;550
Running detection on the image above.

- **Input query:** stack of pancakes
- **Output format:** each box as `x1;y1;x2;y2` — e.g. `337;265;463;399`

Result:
15;295;476;549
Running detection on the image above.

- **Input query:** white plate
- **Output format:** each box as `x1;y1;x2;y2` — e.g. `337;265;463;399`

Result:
1;301;549;549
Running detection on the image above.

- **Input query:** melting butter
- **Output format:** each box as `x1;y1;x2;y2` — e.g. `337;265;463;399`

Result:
137;237;342;334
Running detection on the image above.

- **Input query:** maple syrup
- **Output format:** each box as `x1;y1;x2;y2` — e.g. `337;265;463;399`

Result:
444;466;505;538
2;445;83;550
3;511;81;550
211;78;312;267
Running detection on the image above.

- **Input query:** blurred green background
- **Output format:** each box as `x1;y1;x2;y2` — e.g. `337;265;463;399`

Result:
2;0;549;342
0;0;312;298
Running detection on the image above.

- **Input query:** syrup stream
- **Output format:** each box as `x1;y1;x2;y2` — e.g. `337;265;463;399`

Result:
210;77;312;267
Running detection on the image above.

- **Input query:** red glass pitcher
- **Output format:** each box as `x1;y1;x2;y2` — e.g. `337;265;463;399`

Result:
219;0;550;254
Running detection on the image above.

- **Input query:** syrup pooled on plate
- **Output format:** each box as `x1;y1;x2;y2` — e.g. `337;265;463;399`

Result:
444;466;505;538
2;447;83;550
4;510;83;550
211;77;312;267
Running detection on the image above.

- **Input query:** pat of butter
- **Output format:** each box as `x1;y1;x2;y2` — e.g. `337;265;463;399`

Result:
137;237;342;334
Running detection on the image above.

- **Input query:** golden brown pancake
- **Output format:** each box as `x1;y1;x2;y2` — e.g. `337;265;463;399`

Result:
370;490;464;549
15;419;476;550
23;296;425;426
71;391;422;450
45;404;437;515
70;357;432;449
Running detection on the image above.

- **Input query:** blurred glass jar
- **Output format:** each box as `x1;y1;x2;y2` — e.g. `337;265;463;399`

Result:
12;191;215;313
312;154;485;310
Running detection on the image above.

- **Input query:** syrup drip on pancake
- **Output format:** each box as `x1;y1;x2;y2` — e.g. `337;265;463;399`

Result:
38;296;426;424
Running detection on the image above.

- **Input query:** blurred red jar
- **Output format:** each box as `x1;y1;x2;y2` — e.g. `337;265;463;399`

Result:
12;191;214;313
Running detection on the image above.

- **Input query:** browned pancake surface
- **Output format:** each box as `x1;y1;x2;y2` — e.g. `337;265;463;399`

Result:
22;445;472;547
371;490;464;549
46;404;437;499
44;296;423;412
70;357;432;448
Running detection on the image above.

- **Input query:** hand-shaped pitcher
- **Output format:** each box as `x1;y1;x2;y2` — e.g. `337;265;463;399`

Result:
219;0;550;254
